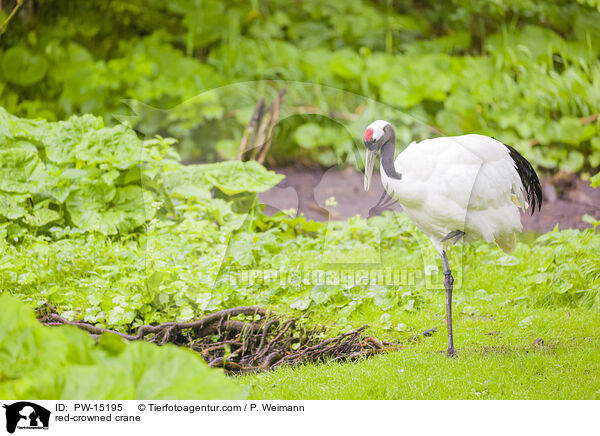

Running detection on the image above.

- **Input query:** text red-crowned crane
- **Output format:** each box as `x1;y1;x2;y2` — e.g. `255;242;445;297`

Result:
363;120;542;356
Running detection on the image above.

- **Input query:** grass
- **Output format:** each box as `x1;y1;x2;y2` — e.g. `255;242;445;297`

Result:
3;198;599;399
238;230;600;400
240;306;600;400
2;105;599;400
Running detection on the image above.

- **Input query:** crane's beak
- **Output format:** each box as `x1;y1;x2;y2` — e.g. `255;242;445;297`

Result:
364;149;376;191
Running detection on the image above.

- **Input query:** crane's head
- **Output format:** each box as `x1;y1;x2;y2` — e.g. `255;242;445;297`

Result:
363;120;392;191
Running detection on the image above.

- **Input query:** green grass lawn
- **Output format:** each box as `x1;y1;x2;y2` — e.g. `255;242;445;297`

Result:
238;229;600;400
241;307;600;400
2;107;599;401
2;151;599;400
4;226;600;399
5;223;600;400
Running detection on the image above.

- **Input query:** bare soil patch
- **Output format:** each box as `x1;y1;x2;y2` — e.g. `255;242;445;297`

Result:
260;165;600;233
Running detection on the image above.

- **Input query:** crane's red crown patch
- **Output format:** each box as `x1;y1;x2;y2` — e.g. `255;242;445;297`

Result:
363;128;373;142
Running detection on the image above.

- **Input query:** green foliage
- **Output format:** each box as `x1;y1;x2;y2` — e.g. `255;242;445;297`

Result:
0;107;167;237
1;46;48;86
1;107;599;400
1;0;599;171
0;108;282;239
201;161;285;196
583;172;600;228
1;108;598;337
0;294;245;399
2;2;599;401
592;172;600;188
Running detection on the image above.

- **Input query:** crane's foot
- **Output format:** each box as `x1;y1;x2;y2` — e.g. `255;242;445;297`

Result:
446;347;456;358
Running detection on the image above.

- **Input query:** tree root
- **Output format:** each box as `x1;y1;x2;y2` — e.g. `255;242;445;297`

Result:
38;305;415;374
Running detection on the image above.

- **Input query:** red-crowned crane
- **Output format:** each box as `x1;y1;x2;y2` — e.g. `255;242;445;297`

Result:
362;120;542;357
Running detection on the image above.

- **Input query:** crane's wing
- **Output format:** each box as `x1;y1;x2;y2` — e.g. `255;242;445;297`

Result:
395;134;541;213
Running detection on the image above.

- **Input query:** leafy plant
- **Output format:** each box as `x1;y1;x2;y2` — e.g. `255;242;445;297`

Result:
0;294;245;399
0;107;282;239
1;107;599;338
583;172;600;228
1;1;599;171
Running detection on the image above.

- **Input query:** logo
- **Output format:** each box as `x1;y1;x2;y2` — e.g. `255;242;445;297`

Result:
2;402;50;434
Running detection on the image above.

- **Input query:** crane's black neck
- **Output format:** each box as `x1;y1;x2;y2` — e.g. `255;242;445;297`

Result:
380;127;402;180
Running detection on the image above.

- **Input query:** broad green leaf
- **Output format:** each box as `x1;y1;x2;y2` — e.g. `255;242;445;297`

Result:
163;164;212;200
0;192;29;219
290;296;311;310
0;294;245;400
294;123;322;149
67;184;158;235
75;124;142;168
1;47;48;86
330;49;363;79
380;80;422;108
23;208;61;227
561;151;585;173
582;214;599;229
0;148;46;193
44;115;104;163
373;286;397;310
554;117;585;146
201;160;284;195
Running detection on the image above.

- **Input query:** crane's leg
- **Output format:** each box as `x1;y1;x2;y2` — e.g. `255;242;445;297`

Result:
441;250;456;357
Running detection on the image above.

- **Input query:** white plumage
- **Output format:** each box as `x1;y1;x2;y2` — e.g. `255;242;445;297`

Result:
362;120;542;356
381;134;526;253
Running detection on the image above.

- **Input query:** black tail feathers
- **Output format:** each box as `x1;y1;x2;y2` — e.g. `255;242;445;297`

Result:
504;144;543;215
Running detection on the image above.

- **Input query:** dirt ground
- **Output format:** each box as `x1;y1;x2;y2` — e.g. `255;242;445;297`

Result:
259;165;600;233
